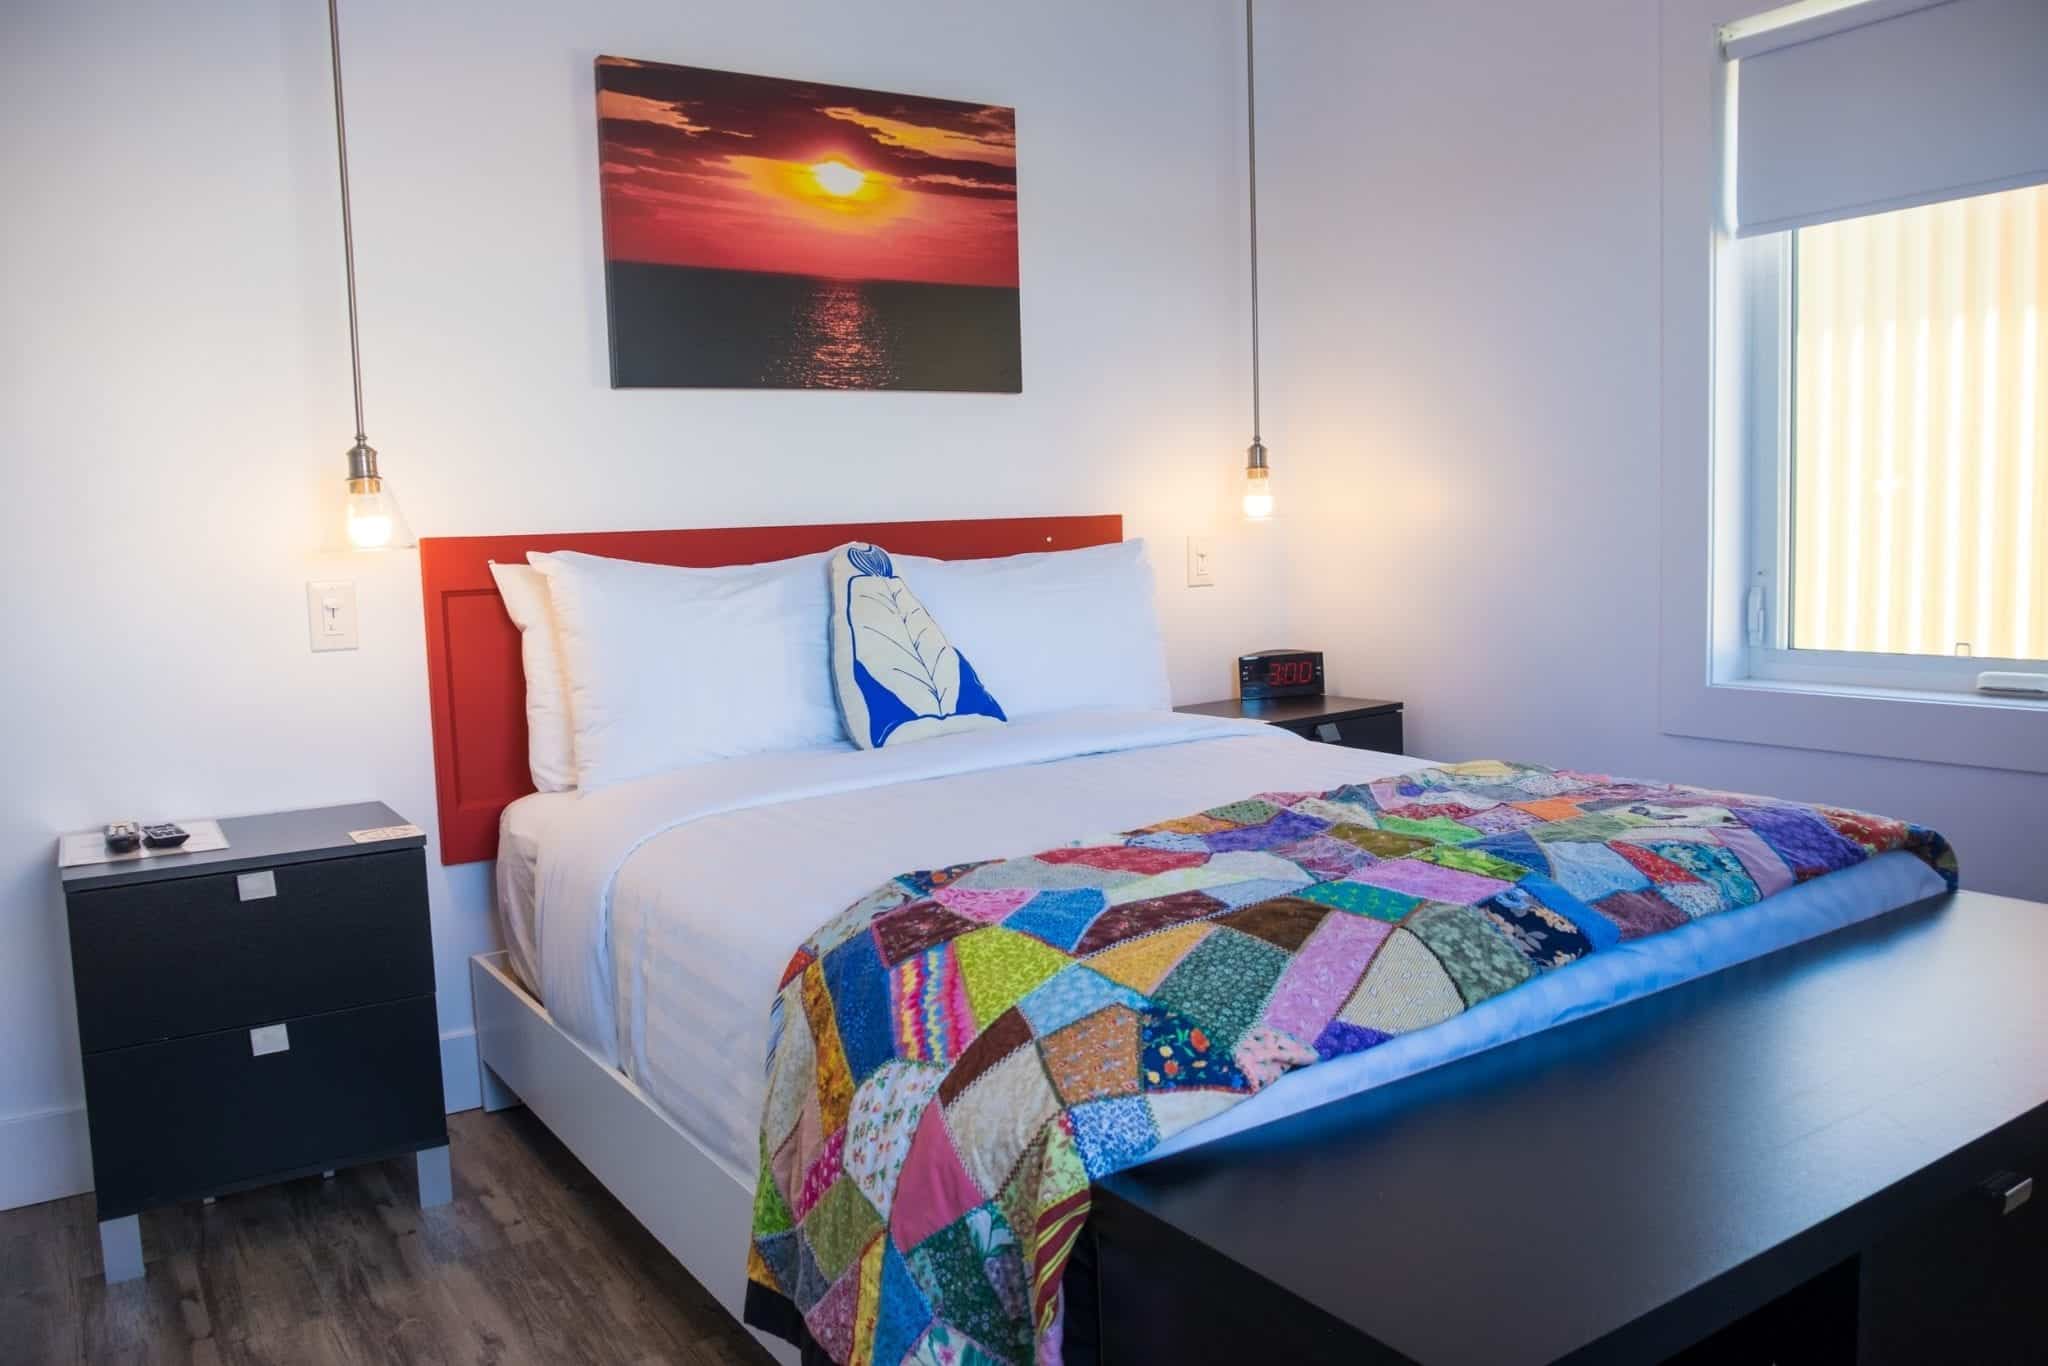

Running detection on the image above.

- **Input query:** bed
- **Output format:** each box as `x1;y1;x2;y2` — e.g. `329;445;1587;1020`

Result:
422;517;1960;1365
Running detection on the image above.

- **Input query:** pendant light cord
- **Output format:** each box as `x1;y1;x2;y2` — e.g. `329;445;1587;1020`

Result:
1245;0;1262;446
327;0;367;447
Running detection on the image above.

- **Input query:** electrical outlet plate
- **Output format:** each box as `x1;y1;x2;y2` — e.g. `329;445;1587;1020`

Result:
307;580;358;652
1186;535;1216;588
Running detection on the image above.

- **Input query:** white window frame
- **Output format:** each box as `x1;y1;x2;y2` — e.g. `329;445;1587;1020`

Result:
1732;224;2044;690
1657;0;2048;775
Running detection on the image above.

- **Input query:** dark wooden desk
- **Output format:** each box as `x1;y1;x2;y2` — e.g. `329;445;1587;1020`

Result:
1086;891;2048;1364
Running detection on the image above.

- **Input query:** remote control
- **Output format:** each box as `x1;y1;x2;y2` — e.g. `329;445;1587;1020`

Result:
104;821;141;854
141;822;191;850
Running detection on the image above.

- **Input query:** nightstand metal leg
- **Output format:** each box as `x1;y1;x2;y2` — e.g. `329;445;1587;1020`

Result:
99;1215;143;1283
479;1059;521;1113
415;1143;452;1208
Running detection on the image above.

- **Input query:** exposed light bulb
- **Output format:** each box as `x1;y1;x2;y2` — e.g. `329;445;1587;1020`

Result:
1239;4;1276;525
1242;441;1274;521
346;487;398;549
1242;471;1274;520
343;441;412;550
326;5;414;553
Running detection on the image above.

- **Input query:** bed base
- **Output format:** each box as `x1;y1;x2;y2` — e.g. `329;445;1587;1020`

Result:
469;951;800;1366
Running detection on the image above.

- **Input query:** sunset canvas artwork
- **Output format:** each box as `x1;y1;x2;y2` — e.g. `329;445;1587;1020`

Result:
596;57;1021;392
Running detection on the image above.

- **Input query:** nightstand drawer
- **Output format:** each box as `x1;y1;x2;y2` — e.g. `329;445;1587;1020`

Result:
68;848;432;1053
1177;697;1405;756
1281;709;1403;754
82;994;446;1219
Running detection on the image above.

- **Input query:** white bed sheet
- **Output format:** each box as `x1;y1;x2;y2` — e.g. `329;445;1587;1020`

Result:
495;790;579;995
514;710;1946;1187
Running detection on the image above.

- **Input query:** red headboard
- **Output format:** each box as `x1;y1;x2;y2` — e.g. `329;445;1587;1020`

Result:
418;515;1124;864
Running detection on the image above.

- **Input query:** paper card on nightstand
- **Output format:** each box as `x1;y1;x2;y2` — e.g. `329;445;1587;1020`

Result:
57;819;228;868
348;823;423;844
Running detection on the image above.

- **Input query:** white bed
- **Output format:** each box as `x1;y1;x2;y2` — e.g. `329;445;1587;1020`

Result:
489;708;1945;1194
443;524;1949;1363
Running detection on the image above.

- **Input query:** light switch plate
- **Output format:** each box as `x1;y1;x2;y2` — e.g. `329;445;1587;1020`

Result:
307;580;358;652
1186;535;1216;588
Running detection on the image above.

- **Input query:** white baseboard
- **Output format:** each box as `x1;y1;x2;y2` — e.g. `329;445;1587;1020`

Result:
0;1027;486;1214
441;1025;481;1113
0;1105;92;1212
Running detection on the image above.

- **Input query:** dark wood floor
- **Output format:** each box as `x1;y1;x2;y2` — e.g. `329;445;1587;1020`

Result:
0;1108;776;1365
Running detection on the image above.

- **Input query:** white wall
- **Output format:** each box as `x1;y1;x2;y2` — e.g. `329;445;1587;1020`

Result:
0;0;1282;1208
1257;0;2047;899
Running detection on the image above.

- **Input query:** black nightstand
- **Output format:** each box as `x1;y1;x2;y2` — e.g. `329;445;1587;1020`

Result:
1176;694;1405;754
59;802;449;1283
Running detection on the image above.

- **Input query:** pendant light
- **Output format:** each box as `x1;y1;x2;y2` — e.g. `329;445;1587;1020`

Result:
1240;0;1275;522
326;0;411;550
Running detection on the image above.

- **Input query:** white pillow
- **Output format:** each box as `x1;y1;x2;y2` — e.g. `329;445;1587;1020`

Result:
894;539;1172;717
489;561;577;793
528;549;841;789
827;543;1007;750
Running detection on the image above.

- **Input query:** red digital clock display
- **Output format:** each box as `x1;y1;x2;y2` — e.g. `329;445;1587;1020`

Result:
1240;649;1323;699
1264;660;1318;687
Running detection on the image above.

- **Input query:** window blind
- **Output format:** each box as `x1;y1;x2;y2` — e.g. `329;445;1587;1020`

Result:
1731;0;2048;238
1789;184;2046;661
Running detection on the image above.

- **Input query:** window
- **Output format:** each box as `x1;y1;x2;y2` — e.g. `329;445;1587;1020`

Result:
1655;0;2047;775
1717;0;2048;695
1747;184;2046;673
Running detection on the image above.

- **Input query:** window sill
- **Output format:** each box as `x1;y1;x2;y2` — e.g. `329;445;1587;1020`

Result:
1660;673;2048;776
1745;646;2047;698
1715;675;2047;712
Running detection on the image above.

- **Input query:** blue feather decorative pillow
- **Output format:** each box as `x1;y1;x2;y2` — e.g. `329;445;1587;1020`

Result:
828;543;1007;749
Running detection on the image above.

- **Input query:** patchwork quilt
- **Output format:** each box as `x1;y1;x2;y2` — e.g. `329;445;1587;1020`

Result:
744;761;1955;1366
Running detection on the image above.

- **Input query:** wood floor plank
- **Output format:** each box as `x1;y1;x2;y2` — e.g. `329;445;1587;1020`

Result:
210;1318;358;1366
1;1110;774;1366
76;1264;199;1366
0;1204;85;1364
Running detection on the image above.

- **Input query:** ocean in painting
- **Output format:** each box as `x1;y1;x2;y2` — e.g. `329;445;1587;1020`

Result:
605;262;1022;392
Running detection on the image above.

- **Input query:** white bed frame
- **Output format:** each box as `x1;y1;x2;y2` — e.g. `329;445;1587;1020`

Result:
470;951;800;1365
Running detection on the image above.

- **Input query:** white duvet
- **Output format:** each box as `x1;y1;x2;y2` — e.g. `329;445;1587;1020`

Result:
515;709;1945;1186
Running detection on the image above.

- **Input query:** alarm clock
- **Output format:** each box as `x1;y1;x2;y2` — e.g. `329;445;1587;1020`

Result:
1240;648;1324;699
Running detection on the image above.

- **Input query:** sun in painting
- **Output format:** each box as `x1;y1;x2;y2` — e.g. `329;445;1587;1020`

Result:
810;159;865;196
774;155;893;223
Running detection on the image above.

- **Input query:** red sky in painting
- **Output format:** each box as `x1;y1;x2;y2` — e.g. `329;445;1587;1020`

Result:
596;57;1018;290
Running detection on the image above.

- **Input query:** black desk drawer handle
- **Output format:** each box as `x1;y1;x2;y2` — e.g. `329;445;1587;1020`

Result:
1982;1171;2033;1216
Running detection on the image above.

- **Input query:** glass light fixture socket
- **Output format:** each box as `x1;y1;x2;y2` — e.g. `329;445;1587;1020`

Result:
343;441;412;549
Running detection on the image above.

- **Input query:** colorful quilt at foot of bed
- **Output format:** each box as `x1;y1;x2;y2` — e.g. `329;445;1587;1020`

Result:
744;760;1955;1365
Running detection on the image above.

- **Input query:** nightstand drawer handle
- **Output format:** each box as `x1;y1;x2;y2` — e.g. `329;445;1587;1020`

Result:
1983;1172;2033;1216
1315;722;1342;743
236;870;277;901
249;1023;290;1056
